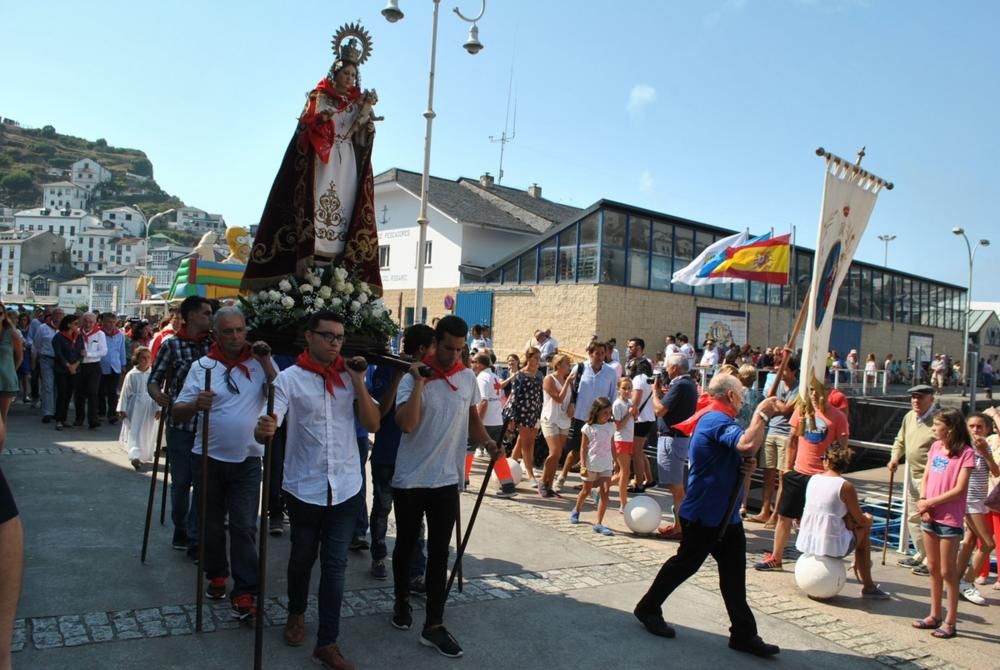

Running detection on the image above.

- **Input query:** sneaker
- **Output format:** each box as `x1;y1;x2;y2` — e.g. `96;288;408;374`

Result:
753;553;783;572
230;593;256;620
911;564;930;577
496;484;518;499
349;536;369;551
861;585;892;600
897;556;922;568
312;643;354;670
55;421;63;431
960;580;987;605
729;635;780;657
633;607;676;638
554;477;566;493
537;482;548;497
420;625;463;658
205;576;227;600
527;478;538;488
171;530;188;551
569;510;580;524
269;516;284;536
371;559;388;581
593;523;615;536
391;601;412;630
409;576;427;595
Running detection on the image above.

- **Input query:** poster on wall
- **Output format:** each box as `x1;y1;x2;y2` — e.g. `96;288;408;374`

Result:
908;332;933;364
696;308;747;347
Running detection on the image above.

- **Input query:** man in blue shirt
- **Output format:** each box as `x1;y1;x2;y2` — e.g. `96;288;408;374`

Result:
634;374;781;658
98;313;128;425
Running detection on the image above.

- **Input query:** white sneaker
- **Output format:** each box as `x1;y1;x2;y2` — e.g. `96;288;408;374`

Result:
960;580;987;606
554;477;566;493
475;448;487;458
527;478;538;488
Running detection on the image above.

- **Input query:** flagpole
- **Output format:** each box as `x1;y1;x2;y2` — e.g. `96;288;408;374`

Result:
788;224;796;341
744;228;750;345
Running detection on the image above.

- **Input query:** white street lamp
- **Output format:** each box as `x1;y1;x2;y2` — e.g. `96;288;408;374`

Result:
877;234;896;267
952;227;990;392
144;208;175;292
385;0;486;324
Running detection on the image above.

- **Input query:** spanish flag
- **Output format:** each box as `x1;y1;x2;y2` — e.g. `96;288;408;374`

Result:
705;233;790;285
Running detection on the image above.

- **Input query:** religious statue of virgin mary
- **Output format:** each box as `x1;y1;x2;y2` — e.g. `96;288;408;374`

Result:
241;22;382;294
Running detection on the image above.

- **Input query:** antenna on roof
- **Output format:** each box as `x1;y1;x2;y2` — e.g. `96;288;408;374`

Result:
489;47;517;184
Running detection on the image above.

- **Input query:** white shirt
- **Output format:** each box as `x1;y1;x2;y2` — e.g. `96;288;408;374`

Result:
631;373;657;423
82;329;107;364
612;398;634;443
581;422;615;473
394;368;480;489
538;336;558;362
177;356;267;463
605;360;623;378
664;343;680;359
699;347;719;367
541;375;572;429
274;364;363;506
680;343;696;368
476;369;503;426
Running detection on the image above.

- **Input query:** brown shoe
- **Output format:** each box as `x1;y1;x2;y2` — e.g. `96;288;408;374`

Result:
283;613;305;647
312;644;354;670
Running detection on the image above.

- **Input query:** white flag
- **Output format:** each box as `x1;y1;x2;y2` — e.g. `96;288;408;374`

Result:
799;158;887;406
671;231;749;286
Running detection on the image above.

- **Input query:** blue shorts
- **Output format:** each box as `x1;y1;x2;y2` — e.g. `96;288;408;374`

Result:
656;435;689;486
921;520;963;538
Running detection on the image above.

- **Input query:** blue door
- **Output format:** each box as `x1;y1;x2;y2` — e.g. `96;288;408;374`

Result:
455;291;493;339
830;319;862;358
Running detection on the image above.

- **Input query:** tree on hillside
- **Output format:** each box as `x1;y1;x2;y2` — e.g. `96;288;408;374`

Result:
0;170;38;206
40;125;56;138
95;138;108;147
131;157;153;177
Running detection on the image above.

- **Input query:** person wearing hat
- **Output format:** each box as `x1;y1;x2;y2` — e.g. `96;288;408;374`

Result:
888;384;939;575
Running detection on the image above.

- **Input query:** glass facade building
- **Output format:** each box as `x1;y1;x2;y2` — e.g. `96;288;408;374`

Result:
477;202;965;331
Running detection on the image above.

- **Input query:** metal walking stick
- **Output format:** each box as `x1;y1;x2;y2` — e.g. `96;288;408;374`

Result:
195;366;212;633
882;467;895;565
141;369;171;563
253;382;275;670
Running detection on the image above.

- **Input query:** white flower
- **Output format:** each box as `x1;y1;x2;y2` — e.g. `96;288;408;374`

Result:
343;282;354;294
350;300;361;312
257;290;268;300
268;290;281;301
281;296;295;308
359;282;370;295
313;297;325;308
334;267;349;281
331;297;343;308
300;283;313;294
310;275;322;287
334;281;346;293
357;293;368;304
318;286;333;299
278;279;292;292
371;304;384;316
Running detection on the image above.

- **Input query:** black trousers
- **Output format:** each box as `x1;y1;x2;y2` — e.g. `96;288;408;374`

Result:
74;362;101;426
98;372;121;419
392;485;458;627
635;517;758;642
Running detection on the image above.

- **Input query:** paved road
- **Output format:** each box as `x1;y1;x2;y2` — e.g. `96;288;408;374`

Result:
3;401;996;669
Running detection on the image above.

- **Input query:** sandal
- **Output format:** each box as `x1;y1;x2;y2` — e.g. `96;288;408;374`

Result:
912;616;941;630
930;623;956;639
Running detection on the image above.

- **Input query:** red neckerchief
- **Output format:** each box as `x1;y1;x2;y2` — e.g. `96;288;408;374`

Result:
422;355;465;391
103;325;121;338
673;399;738;437
60;330;80;346
176;325;210;344
81;326;100;344
295;352;347;396
206;343;253;381
313;79;361;111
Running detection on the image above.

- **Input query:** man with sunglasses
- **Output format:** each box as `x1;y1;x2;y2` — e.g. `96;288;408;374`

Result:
255;310;379;670
174;306;277;621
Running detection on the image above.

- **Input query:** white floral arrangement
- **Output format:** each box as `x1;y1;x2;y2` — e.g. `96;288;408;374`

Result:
240;266;399;339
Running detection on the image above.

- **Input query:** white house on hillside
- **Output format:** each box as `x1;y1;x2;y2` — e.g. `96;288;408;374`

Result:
87;268;140;315
169;207;225;234
0;230;67;296
101;206;146;237
111;237;145;268
72;224;122;274
42;182;89;210
70;159;112;190
58;277;90;310
15;208;98;244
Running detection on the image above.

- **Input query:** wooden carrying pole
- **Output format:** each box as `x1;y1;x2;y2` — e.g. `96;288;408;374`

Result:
160;442;170;525
141;369;171;563
195;368;212;633
253;383;276;669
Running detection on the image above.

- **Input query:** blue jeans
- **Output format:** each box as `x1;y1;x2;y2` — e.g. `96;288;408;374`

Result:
355;436;370;538
286;490;362;647
167;427;198;545
39;355;55;417
369;463;426;577
194;455;262;597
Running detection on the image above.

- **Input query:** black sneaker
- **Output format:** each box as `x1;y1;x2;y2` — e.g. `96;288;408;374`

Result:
633;607;676;638
371;559;388;580
409;576;427;595
171;530;188;550
205;577;227;600
391;601;412;630
729;635;780;657
349;536;369;551
420;625;463;658
187;545;200;563
268;516;284;537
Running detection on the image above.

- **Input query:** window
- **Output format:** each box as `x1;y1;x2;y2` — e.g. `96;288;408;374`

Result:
108;213;115;219
415;240;432;267
520;249;538;283
577;213;599;282
378;245;390;269
600;210;626;285
88;238;94;249
539;237;557;282
501;259;518;283
557;225;577;282
628;216;651;289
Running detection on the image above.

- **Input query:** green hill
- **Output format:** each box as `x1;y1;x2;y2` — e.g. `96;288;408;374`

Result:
0;122;183;214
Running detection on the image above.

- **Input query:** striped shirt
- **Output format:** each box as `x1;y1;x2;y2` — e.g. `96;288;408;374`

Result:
148;335;212;432
967;450;990;504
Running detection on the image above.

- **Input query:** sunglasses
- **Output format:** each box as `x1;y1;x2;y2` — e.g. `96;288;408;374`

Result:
223;368;240;395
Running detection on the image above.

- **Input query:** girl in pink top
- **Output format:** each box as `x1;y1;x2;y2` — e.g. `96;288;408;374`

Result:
913;408;974;639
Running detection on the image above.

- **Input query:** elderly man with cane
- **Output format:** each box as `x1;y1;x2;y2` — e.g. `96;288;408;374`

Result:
634;374;781;657
173;307;276;620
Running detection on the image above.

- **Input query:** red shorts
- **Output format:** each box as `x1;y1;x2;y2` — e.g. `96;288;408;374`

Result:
614;441;633;455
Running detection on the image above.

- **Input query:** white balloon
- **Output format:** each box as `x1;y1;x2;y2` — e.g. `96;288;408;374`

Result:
491;458;523;486
794;553;847;600
623;495;662;534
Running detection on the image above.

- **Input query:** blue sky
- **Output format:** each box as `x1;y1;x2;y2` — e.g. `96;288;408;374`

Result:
4;1;999;299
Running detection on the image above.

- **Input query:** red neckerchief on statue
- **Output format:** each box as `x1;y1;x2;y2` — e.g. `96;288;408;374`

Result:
314;79;361;111
175;326;210;344
422;355;465;392
295;352;347;396
206;343;253;381
673;398;738;438
299;81;362;163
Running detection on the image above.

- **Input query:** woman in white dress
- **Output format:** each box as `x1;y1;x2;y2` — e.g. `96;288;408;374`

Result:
796;443;890;599
116;347;158;471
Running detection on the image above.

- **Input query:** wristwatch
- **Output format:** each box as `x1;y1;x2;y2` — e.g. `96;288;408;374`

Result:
756;411;771;422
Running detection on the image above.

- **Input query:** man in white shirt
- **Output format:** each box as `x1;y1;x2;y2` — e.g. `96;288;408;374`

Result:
698;339;719;370
472;353;503;444
678;334;696;371
664;334;680;360
174;307;276;621
76;312;107;428
392;315;500;659
255;311;379;670
535;329;559;365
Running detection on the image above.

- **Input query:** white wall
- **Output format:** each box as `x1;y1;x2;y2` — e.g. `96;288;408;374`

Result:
461;226;537;270
42;183;88;210
102;207;146;237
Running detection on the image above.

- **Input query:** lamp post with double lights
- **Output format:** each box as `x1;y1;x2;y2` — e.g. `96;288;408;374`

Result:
382;0;486;324
952;227;990;392
877;234;896;267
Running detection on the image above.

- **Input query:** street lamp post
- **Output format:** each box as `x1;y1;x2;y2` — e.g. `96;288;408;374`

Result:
952;227;990;393
383;0;486;324
877;234;896;267
144;208;175;295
